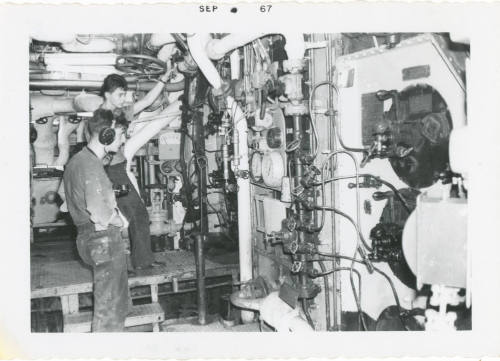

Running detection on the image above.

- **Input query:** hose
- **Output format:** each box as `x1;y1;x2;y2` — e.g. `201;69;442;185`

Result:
313;253;403;316
301;299;315;330
313;173;412;214
310;264;367;331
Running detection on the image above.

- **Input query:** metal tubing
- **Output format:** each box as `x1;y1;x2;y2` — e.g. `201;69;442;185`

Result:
326;33;340;330
292;114;308;292
193;93;208;324
195;233;207;325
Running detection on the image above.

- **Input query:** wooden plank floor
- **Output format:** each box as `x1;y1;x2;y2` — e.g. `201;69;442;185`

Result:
31;244;239;299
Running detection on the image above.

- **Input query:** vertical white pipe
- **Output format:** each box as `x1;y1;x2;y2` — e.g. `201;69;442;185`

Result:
227;96;253;322
230;50;240;80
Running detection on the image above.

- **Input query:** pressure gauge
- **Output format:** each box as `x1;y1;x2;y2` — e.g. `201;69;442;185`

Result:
250;152;263;182
262;151;285;188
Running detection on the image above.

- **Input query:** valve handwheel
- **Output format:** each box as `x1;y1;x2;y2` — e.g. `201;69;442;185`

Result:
115;54;167;77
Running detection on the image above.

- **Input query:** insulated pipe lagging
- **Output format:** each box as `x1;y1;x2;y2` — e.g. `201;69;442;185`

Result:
60;38;116;53
206;33;265;60
230;290;263;311
230;50;240;80
150;33;176;47
33;118;57;165
30;94;75;121
188;33;307;91
186;34;223;90
226;96;253;323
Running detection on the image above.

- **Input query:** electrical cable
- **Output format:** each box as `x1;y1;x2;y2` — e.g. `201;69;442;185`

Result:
307;86;320;159
313;173;412;214
313;253;403;311
301;299;315;330
315;206;371;252
311;265;367;331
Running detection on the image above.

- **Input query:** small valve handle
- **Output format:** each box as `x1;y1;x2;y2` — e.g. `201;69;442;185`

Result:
372;191;395;201
291;261;303;273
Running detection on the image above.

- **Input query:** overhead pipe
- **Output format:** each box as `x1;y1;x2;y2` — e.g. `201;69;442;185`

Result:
43;53;118;66
186;33;223;90
206;33;265;60
31;34;116;52
30;94;75;121
59;38;116;53
31;33;76;44
30;79;185;92
150;33;176;47
187;33;310;90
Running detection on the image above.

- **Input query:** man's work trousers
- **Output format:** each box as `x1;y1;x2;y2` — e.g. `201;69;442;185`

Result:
76;224;129;332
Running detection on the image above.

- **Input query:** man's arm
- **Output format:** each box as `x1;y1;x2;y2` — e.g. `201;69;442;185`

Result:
123;101;182;161
132;70;173;115
83;169;123;230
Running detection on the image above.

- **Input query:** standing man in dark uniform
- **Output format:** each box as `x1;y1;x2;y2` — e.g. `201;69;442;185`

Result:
64;108;130;332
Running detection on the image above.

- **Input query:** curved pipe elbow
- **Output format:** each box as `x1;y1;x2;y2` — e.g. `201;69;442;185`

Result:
230;289;263;311
150;33;176;47
206;33;265;60
187;34;222;90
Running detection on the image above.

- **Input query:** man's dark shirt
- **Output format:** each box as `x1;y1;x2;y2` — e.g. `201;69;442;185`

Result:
63;147;117;230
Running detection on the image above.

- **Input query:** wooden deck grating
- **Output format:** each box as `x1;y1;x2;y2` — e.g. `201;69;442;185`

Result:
31;250;238;299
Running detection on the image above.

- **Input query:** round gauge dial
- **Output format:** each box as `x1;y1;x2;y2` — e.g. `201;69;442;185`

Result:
250;152;263;182
261;151;285;188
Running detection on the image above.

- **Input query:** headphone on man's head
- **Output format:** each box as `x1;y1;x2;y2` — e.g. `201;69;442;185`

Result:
98;120;116;146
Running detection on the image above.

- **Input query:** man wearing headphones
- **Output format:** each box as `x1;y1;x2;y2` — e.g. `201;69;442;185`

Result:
63;108;130;332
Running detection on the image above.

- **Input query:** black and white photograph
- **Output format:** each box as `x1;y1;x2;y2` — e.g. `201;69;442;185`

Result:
28;31;470;332
1;2;500;359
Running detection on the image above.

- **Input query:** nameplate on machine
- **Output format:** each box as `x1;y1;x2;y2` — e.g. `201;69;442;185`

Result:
402;65;431;81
